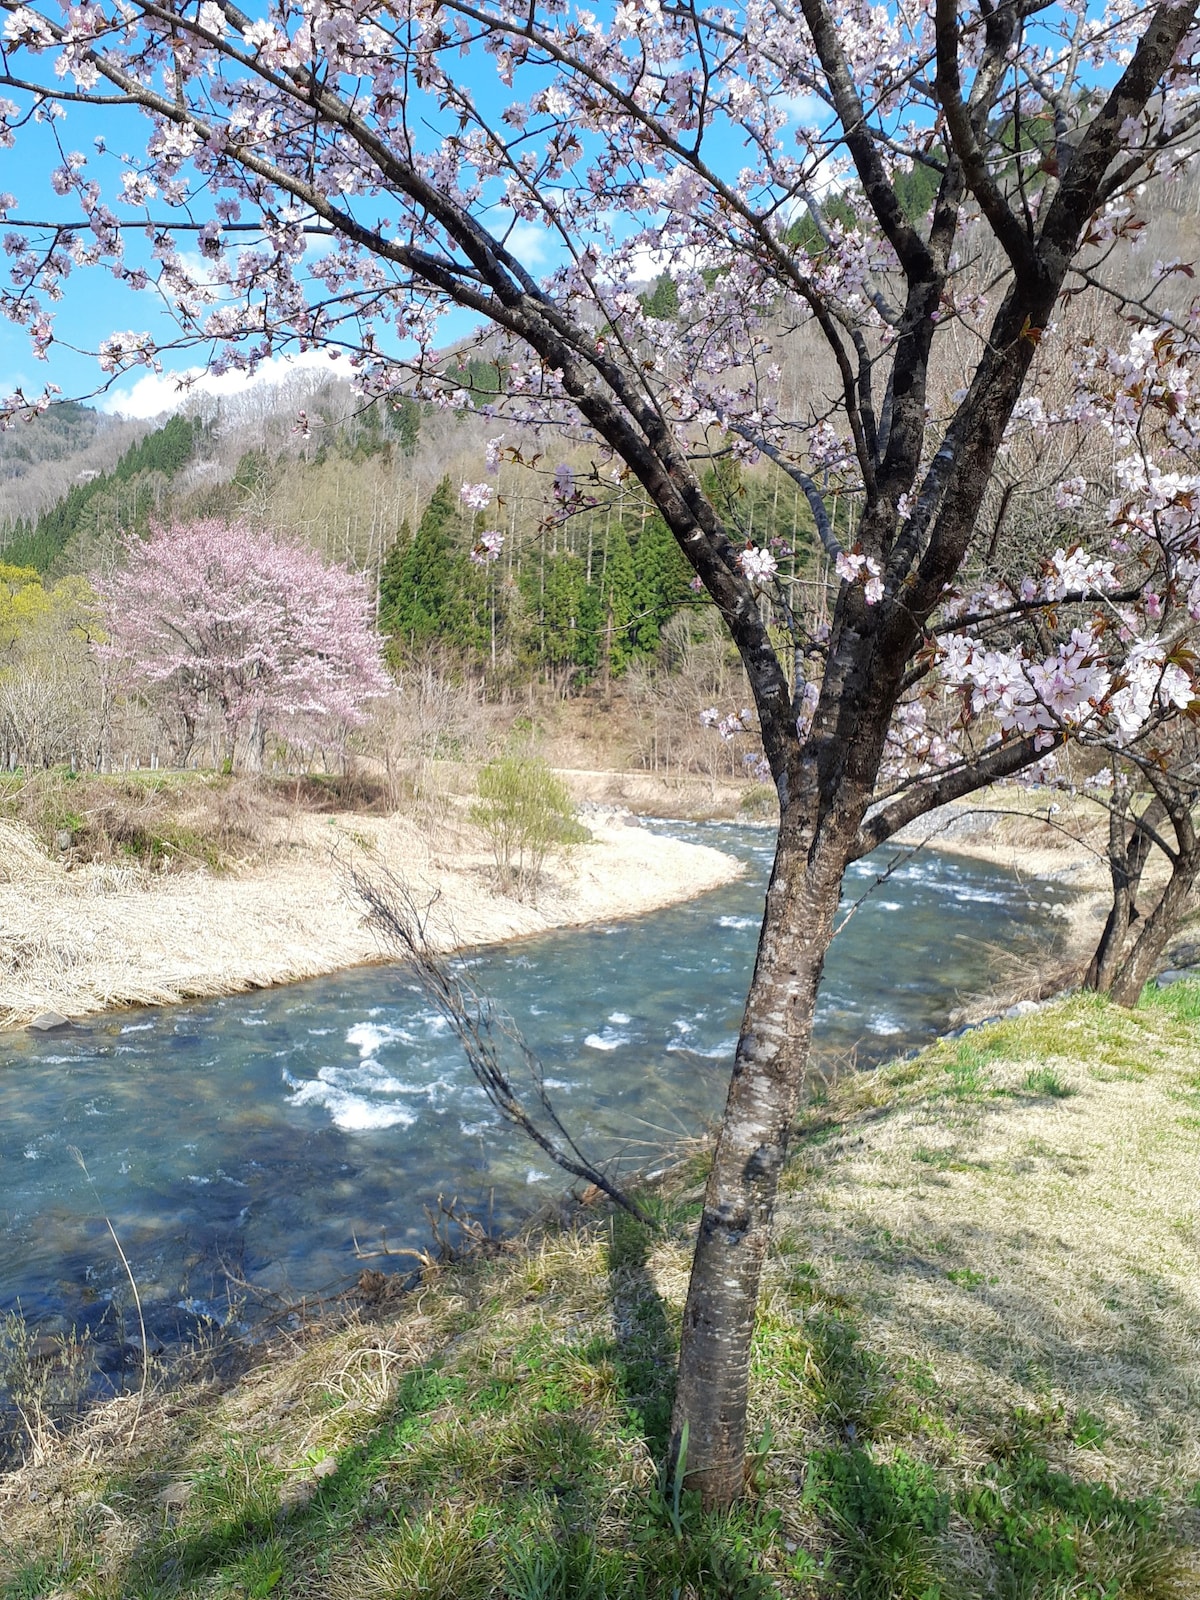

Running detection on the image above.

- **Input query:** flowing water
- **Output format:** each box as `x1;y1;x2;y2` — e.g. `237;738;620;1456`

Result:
0;822;1071;1350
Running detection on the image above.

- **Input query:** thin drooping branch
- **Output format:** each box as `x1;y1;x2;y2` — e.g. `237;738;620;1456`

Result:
351;866;653;1227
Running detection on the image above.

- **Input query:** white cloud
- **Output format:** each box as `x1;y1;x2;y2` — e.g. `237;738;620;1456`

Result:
98;348;360;420
504;219;558;269
778;90;828;127
614;241;712;286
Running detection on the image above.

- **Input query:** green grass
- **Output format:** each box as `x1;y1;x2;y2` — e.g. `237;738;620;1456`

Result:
1139;979;1200;1022
4;988;1200;1598
1021;1066;1076;1098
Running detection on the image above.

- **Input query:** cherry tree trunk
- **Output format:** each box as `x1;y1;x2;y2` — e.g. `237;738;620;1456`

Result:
1110;848;1200;1007
669;805;848;1508
1085;793;1163;993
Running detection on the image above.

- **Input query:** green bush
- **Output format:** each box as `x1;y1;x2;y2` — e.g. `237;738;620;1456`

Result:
469;754;589;900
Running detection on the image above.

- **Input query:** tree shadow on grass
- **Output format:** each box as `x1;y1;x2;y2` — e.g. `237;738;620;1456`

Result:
599;1205;679;1459
767;1197;1200;1599
2;1210;777;1600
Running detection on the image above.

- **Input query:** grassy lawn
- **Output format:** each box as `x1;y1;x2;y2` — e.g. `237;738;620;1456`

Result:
3;984;1199;1598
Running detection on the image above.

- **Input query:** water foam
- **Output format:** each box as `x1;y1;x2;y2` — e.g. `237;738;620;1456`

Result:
459;1119;496;1139
584;1031;629;1051
346;1020;412;1055
667;1036;737;1059
949;886;1012;905
288;1075;419;1131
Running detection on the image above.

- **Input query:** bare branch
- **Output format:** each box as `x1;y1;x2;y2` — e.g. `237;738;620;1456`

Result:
350;866;655;1228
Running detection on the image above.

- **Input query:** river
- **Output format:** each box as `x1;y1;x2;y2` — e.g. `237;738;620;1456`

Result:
0;821;1071;1351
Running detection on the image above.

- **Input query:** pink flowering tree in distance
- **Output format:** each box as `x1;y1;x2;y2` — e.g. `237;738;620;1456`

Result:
100;520;389;769
1;0;1200;1504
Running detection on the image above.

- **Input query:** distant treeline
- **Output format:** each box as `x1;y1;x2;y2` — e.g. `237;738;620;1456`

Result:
0;415;202;571
378;461;820;683
0;388;828;691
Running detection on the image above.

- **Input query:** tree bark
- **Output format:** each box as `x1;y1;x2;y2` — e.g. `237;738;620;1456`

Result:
669;803;849;1507
1085;788;1164;993
1110;845;1200;1006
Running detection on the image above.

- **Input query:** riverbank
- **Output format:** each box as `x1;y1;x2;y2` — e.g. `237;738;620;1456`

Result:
0;796;743;1030
1;768;1138;1033
4;980;1198;1596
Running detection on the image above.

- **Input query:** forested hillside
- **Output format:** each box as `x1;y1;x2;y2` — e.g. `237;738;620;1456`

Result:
0;403;146;527
1;415;204;573
0;373;825;696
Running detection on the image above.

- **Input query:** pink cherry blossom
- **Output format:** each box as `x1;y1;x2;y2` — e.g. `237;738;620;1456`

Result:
99;520;389;765
470;529;504;565
460;481;494;512
738;546;778;585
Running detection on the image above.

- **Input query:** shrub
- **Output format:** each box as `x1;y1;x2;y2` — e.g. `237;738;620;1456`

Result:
469;754;589;899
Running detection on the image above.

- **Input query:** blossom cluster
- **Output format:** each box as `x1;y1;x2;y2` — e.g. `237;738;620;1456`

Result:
700;706;756;742
460;481;494;513
470;530;504;565
835;550;883;605
938;627;1195;746
737;545;778;585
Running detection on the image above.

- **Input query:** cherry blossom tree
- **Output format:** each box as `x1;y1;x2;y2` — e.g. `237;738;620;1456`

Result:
100;519;389;768
1;0;1199;1506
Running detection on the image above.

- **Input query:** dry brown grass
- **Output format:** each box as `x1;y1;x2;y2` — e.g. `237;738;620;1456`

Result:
0;774;742;1028
774;990;1200;1519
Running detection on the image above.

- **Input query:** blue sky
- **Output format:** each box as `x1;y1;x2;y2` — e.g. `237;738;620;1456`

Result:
0;3;810;417
1;95;212;412
0;0;1115;418
0;75;523;416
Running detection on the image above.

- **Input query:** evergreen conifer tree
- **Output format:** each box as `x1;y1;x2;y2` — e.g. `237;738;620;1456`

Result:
378;477;466;647
599;519;637;675
630;513;694;655
535;552;588;673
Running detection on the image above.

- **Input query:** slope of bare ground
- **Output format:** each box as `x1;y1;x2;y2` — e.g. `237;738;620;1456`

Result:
0;787;742;1029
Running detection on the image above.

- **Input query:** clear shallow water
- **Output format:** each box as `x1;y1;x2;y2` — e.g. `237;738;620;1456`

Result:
0;822;1071;1340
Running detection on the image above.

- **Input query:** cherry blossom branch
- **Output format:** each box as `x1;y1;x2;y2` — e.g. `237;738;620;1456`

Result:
931;584;1145;636
851;730;1067;860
